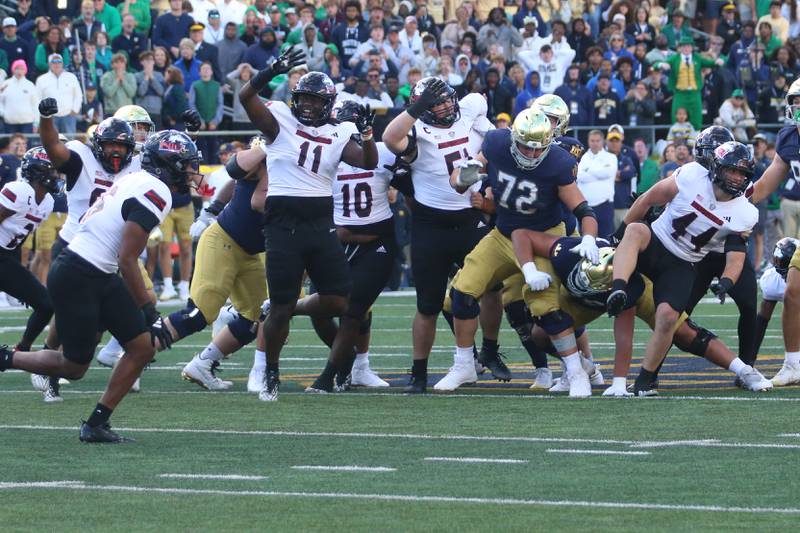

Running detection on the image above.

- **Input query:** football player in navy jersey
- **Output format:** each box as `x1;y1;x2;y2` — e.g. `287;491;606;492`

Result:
746;79;800;386
443;108;601;396
239;46;378;401
510;231;772;394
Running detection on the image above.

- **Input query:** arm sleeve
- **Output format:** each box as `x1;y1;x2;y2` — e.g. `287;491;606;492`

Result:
121;197;161;233
59;150;84;190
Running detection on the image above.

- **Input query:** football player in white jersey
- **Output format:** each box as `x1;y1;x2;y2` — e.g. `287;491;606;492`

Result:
1;131;201;443
304;100;405;393
239;46;378;401
0;148;60;374
608;141;758;395
382;77;503;393
752;239;798;360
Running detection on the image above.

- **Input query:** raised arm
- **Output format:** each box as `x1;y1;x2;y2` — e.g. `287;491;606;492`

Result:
37;98;72;168
341;104;378;169
238;46;305;144
384;78;448;155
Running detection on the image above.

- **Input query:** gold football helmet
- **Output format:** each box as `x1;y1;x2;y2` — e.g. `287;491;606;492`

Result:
565;246;616;297
114;104;155;146
510;108;553;170
532;94;570;137
786;78;800;124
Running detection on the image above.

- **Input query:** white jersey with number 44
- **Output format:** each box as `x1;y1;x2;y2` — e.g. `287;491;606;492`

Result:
59;140;141;243
261;100;358;198
68;171;172;273
0;180;54;251
410;93;488;211
333;142;395;226
651;162;758;262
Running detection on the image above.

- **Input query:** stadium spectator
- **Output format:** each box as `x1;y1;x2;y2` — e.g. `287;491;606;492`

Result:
634;138;659;194
226;63;254;129
350;25;391;75
398;14;422;58
591;73;622;126
477;8;522;62
715;88;757;142
418;33;439;77
577;129;617;239
162;66;189;129
514;69;541;115
217;0;248;27
203;10;224;45
623;80;656;137
35;53;82;133
385;24;414;86
530;44;566;95
78;80;103;130
772;46;799;81
318;0;344;43
607;128;637;226
645;34;673;66
116;0;152;34
270;63;307;104
568;18;594;63
217;22;246;77
322;44;351;84
332;1;369;65
262;6;287;44
717;2;741;55
94;31;113;70
384;73;404;107
660;10;692;49
628;6;654;50
666;107;697;145
33;0;81;22
93;0;121;40
153;0;193;59
759;1;789;42
189;22;221;81
135;50;166;128
100;52;136;115
69;40;105;91
12;0;35;27
728;21;757;71
243;28;279;71
0;18;30;69
175;38;202;91
757;72;788;123
73;0;106;46
153;45;171;74
112;13;147;71
189;61;222;163
757;20;782;59
442;6;473;46
512;0;545;32
0;60;37;134
554;64;592;126
34;26;70;74
483;67;513;121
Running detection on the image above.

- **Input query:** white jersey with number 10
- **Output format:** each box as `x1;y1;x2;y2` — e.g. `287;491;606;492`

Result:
651;162;758;262
333;142;395;226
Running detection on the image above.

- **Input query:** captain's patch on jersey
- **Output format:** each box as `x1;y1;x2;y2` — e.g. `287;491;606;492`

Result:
144;189;166;210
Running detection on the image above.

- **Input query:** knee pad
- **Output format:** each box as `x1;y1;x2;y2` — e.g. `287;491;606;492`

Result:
228;315;258;346
675;319;717;357
167;299;208;339
359;311;372;336
504;300;533;341
449;287;480;320
534;310;574;336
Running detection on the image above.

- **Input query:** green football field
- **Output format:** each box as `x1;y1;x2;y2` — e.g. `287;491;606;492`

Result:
1;294;800;532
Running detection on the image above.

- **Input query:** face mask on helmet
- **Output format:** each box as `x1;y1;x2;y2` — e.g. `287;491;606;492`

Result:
786;95;800;125
292;93;332;126
694;126;734;169
131;121;154;145
773;238;799;278
412;79;460;127
710;141;754;197
565;247;615;299
99;141;132;174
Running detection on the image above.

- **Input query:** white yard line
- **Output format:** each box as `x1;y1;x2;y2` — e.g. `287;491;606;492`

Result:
291;466;396;472
424;457;528;464
546;449;651;456
159;474;267;481
1;481;799;514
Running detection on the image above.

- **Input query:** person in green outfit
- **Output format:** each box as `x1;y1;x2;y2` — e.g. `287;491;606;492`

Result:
633;138;659;194
757;20;782;58
659;10;693;49
653;36;725;129
117;0;152;35
94;0;122;40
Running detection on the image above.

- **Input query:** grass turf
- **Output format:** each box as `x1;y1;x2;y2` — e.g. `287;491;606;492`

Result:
1;294;799;532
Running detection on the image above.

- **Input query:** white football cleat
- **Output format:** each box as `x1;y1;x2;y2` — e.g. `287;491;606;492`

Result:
434;362;477;391
181;356;233;390
159;285;178;301
738;366;773;392
567;369;592;398
583;360;604;386
43;378;63;403
350;365;389;387
258;370;280;401
530;368;553;390
96;348;121;368
771;361;800;387
602;383;633;397
549;374;570;392
31;373;48;391
130;377;141;393
248;366;265;393
474;357;487;375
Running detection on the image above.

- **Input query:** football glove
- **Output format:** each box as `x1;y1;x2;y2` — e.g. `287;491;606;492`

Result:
181;109;202;133
610;222;627;247
39;98;58;118
189;209;216;241
521;262;551;291
251;46;306;91
407;78;447;119
569;234;600;264
602;382;633;397
455;159;486;188
356;104;375;138
142;303;173;350
710;277;734;304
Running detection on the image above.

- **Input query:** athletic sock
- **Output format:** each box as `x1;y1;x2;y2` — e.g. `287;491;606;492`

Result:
86;403;113;427
728;357;747;377
612;376;627;389
523;339;549;369
198;342;224;361
253;349;266;370
786;351;800;366
562;352;582;374
455;346;474;366
99;336;123;357
177;280;189;291
481;338;498;356
412;358;428;378
354;352;369;369
162;277;173;290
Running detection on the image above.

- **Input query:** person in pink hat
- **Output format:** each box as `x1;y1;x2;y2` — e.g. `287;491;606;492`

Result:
0;58;37;134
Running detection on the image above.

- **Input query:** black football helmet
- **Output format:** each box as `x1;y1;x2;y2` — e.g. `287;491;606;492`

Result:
694;126;734;169
709;141;755;197
92;117;136;174
332;99;364;124
410;77;460;127
291;72;337;127
141;130;201;194
773;237;799;279
20;146;62;194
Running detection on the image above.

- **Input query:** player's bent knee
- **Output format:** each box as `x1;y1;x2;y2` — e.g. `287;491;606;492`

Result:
654;304;680;329
673;319;717;357
167;299;208;339
450;288;481;320
534;310;574;337
228;315;258;346
505;300;533;340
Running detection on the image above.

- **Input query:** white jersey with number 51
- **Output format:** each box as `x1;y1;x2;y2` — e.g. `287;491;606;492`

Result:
651;162;758;262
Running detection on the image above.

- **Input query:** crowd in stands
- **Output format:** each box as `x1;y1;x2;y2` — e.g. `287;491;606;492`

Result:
0;0;798;292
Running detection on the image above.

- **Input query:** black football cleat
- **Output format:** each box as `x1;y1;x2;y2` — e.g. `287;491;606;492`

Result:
404;374;427;394
631;380;659;397
334;372;351;392
79;421;134;443
477;349;512;382
0;344;13;371
305;374;334;394
606;289;628;317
